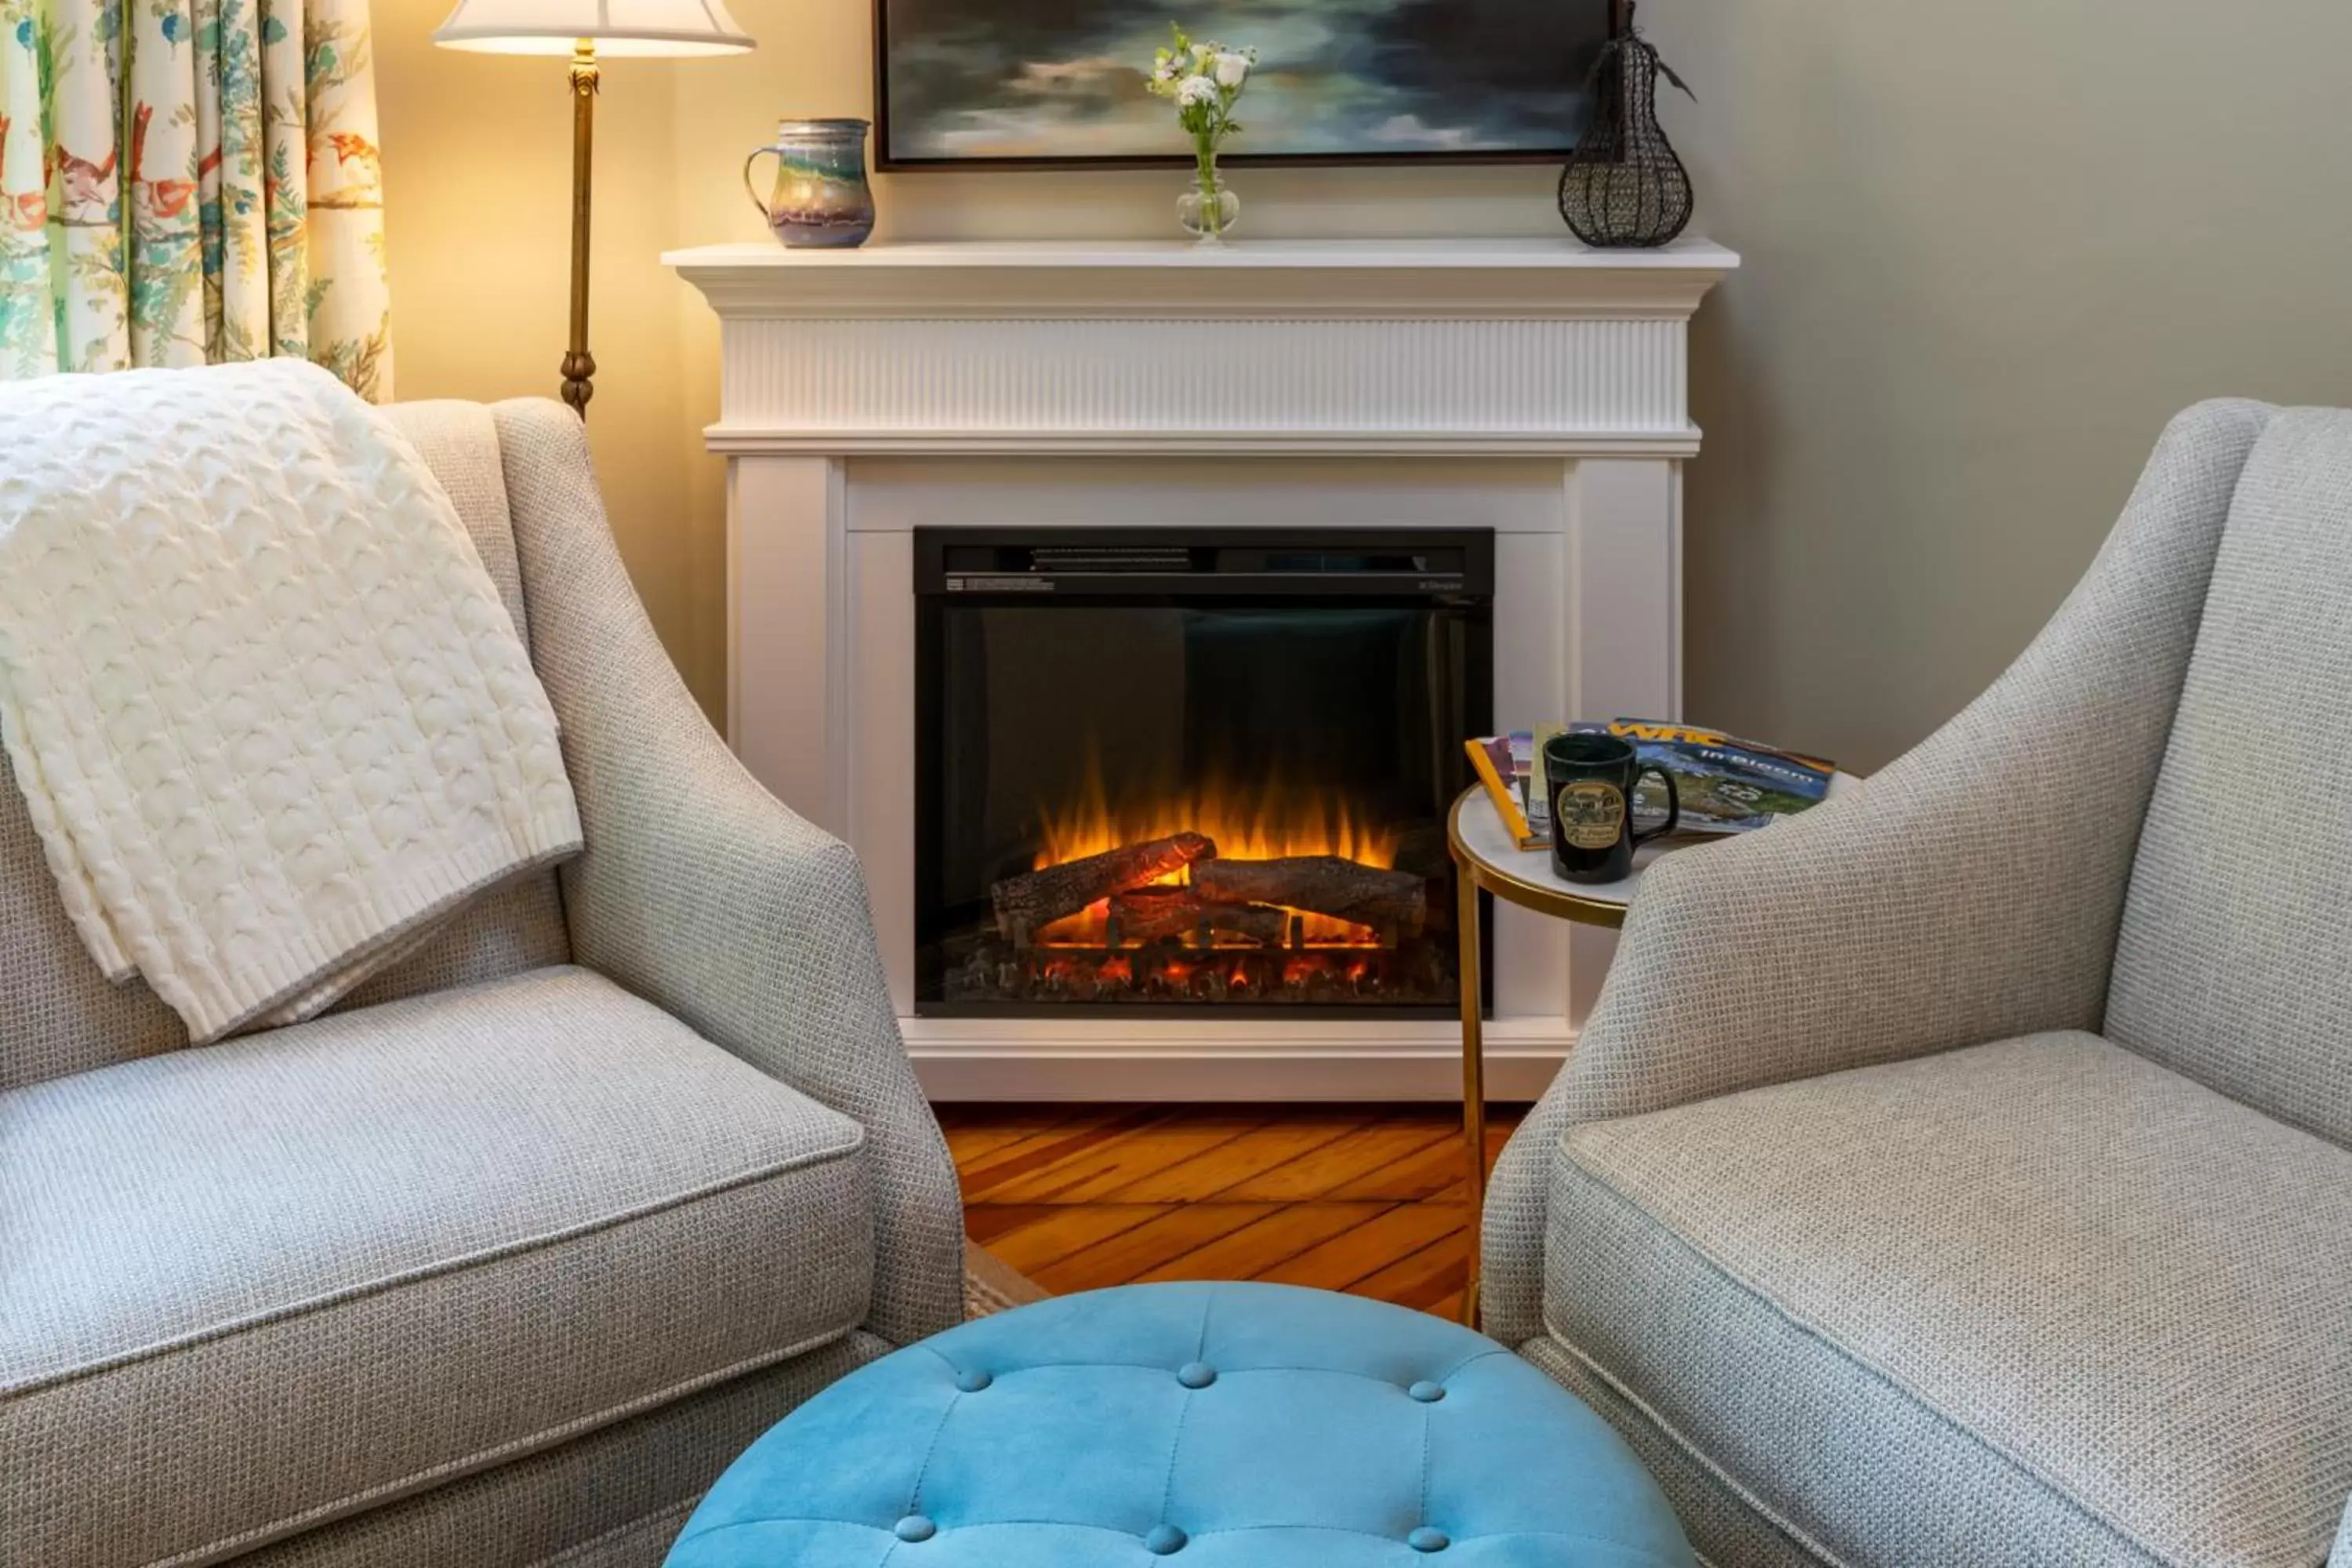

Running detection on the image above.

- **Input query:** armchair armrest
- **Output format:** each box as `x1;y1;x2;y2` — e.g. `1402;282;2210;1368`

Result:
1480;398;2273;1347
490;401;963;1346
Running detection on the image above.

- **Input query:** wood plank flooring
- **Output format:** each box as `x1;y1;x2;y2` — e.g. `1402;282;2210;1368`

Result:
945;1105;1523;1322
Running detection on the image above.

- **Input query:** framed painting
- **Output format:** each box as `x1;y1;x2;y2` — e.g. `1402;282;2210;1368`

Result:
874;0;1623;169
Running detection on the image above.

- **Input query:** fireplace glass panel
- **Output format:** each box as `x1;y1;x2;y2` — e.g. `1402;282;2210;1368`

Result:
915;530;1493;1015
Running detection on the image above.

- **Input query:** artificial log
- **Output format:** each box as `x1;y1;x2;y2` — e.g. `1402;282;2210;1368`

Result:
1191;855;1427;935
992;832;1216;940
1109;889;1290;947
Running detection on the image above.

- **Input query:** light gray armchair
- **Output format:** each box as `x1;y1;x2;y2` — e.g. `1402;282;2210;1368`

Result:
1485;401;2352;1566
0;401;964;1566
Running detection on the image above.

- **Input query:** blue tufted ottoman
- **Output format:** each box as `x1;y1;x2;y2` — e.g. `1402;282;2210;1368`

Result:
666;1281;1693;1566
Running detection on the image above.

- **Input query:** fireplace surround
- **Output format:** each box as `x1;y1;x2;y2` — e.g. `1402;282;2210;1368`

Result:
668;238;1737;1098
914;529;1494;1017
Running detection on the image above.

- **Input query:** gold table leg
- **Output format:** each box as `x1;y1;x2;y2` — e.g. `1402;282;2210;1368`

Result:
1457;862;1485;1329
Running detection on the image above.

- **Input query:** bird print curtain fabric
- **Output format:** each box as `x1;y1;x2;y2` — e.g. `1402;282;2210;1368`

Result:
0;0;392;399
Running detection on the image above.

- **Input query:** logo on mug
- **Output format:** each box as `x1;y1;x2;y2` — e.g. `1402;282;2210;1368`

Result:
1559;781;1625;851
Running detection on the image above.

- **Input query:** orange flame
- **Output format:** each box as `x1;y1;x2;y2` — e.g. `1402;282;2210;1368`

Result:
1033;747;1398;949
1033;750;1396;873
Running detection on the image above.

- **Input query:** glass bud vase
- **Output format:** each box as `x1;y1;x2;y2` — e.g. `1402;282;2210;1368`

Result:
1178;161;1240;243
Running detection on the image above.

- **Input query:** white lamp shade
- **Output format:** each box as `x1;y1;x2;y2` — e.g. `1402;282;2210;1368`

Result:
434;0;753;56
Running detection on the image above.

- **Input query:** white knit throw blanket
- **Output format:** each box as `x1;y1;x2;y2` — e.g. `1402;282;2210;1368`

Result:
0;361;583;1042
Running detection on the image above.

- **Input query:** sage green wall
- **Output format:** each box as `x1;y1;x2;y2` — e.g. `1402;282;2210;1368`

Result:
376;0;2352;771
1644;2;2352;769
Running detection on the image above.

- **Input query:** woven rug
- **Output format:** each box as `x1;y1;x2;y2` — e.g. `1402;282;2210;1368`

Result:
964;1240;1051;1319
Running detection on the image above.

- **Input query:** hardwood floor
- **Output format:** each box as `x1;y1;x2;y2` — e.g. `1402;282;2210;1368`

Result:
945;1105;1524;1322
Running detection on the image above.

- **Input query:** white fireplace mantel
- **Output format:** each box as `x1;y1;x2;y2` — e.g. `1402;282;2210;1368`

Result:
668;238;1736;458
670;237;1735;319
669;236;1737;1101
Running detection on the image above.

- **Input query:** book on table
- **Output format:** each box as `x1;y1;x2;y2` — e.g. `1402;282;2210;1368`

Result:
1465;720;1834;851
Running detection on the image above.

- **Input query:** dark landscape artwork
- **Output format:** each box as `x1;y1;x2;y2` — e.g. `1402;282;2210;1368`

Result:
876;0;1617;166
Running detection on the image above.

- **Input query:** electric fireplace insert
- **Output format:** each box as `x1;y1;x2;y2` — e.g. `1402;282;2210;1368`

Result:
914;528;1494;1017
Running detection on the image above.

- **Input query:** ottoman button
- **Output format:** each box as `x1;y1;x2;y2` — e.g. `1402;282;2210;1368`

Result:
1407;1381;1446;1403
1176;1362;1217;1389
894;1515;937;1543
1145;1523;1189;1554
1408;1526;1450;1552
954;1369;993;1392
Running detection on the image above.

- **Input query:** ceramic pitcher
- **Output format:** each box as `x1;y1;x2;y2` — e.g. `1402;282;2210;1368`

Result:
744;118;876;249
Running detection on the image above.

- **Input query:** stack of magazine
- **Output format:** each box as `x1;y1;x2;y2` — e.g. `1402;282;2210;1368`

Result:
1465;720;1835;851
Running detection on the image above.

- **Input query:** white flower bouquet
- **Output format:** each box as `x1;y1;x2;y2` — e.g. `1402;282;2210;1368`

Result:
1147;25;1256;239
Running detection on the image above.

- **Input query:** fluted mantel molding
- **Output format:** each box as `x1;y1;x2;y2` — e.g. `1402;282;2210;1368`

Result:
666;237;1737;459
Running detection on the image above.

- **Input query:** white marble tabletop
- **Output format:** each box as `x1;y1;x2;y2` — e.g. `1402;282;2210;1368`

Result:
1450;771;1861;916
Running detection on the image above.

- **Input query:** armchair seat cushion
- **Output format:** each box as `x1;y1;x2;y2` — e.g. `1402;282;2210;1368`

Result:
0;965;875;1567
1541;1033;2352;1568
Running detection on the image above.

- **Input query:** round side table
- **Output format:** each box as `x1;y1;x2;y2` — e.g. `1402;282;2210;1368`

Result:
1448;775;1857;1326
1446;786;1650;1327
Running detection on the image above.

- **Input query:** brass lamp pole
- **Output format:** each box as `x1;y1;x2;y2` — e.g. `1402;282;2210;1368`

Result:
564;40;597;412
432;0;754;419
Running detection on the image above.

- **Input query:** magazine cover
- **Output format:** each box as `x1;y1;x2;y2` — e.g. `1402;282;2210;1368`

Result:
1571;720;1834;834
1463;731;1547;848
1523;724;1566;839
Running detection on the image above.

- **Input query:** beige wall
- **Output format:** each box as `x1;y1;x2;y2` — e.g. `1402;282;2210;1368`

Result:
375;0;2352;769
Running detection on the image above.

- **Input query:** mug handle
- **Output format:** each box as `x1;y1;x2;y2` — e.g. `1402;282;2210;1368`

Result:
1629;765;1679;845
742;147;779;225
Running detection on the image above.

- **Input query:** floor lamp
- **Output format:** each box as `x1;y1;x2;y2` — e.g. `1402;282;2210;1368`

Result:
432;0;753;416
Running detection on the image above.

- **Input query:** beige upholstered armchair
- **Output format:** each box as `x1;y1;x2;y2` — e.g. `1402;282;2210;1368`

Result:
1486;400;2352;1566
0;401;964;1566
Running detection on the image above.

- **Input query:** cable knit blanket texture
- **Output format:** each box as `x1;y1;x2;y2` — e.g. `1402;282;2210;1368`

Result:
0;362;582;1042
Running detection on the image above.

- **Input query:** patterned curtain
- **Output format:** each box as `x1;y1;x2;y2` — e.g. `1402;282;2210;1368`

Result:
0;0;391;400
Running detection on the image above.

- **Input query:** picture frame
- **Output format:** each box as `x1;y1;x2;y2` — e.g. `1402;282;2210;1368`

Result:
873;0;1627;171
